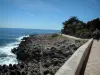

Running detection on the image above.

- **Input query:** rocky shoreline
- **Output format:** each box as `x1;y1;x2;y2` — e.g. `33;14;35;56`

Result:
0;34;87;75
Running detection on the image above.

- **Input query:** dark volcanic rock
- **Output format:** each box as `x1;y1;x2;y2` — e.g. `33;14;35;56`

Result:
1;34;86;75
0;63;26;75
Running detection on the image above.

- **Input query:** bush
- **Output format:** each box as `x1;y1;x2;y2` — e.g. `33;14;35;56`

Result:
75;29;89;38
51;33;59;38
61;16;100;39
92;29;100;39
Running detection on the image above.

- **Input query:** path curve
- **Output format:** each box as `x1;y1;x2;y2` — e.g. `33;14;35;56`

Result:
61;34;88;40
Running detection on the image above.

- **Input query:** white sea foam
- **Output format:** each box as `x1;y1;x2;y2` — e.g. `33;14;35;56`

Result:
0;35;28;65
16;35;29;41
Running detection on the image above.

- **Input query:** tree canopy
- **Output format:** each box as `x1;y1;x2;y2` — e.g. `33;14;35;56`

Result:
61;16;100;39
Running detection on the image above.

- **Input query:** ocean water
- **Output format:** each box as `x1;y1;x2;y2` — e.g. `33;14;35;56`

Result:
0;28;60;65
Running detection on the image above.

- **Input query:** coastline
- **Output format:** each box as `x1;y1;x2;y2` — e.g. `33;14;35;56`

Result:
0;33;87;75
0;35;29;65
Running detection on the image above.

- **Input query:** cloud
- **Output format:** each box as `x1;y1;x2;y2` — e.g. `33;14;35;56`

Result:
55;9;63;13
12;0;63;13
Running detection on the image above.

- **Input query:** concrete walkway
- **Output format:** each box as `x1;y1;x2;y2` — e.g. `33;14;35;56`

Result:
61;34;88;40
84;40;100;75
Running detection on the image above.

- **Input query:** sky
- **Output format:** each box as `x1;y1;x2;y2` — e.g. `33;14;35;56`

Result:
0;0;100;30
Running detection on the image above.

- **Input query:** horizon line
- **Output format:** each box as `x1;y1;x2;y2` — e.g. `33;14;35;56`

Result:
0;27;61;31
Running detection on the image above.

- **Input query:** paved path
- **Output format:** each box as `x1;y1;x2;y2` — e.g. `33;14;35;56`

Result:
61;34;88;40
84;40;100;75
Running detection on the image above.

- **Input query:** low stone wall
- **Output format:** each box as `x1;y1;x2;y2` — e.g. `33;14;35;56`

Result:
55;38;93;75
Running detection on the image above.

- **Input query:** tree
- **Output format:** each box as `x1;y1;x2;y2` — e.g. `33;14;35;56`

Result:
61;16;85;35
86;18;100;31
61;16;100;39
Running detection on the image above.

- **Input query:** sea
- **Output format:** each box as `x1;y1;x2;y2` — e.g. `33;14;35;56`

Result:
0;28;60;65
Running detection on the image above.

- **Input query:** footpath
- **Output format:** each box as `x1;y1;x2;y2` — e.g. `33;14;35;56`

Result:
84;40;100;75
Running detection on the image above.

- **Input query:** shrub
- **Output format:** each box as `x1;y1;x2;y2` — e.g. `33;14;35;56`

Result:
51;33;59;38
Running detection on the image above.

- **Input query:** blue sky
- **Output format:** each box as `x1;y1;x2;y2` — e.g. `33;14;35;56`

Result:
0;0;100;30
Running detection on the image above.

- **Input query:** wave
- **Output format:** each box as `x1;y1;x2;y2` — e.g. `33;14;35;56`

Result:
16;35;29;41
0;35;28;65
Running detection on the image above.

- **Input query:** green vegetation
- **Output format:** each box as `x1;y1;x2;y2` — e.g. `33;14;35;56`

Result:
61;16;100;39
51;33;59;38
